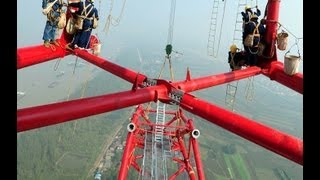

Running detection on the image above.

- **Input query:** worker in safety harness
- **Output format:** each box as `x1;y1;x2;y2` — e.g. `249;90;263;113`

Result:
241;5;261;24
42;0;65;47
66;0;99;50
243;14;264;66
228;44;246;71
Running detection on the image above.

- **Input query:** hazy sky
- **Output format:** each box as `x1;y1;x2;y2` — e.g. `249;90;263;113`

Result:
18;0;303;56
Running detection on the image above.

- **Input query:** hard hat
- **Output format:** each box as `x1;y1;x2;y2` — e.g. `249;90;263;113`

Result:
245;5;251;11
230;44;238;53
250;14;258;20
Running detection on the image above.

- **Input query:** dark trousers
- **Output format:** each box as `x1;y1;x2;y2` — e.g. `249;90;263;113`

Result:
244;46;258;66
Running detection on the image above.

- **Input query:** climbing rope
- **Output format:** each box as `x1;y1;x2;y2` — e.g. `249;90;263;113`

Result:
144;0;177;118
66;57;79;100
53;58;62;71
103;0;127;35
80;64;95;98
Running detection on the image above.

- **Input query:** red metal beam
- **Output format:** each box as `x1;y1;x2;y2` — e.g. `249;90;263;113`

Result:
16;66;264;133
17;86;168;132
188;120;205;180
75;49;147;85
17;45;71;69
175;66;262;92
118;105;143;180
177;136;196;180
262;61;303;94
264;0;280;60
180;93;303;165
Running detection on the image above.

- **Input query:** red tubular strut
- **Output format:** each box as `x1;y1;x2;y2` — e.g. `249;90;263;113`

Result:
188;120;205;180
180;93;303;165
17;45;70;69
175;66;261;92
118;105;143;180
262;61;303;94
17;86;168;132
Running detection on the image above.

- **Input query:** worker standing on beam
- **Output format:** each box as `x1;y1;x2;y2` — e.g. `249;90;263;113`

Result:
66;0;99;50
42;0;65;47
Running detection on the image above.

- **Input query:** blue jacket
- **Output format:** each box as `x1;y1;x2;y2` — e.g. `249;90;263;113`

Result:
42;0;63;24
42;0;63;11
70;0;99;29
241;8;261;23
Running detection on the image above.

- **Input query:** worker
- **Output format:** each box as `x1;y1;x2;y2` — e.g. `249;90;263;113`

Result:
228;44;246;71
243;14;261;66
42;0;65;47
66;0;99;50
241;5;261;24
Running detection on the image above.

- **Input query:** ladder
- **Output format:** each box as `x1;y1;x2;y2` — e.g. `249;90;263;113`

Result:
207;0;220;57
225;0;250;111
225;80;239;111
232;0;249;49
245;76;255;101
150;100;168;179
154;100;165;143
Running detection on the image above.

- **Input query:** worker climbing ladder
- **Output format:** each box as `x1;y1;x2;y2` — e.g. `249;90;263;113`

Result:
207;0;226;58
233;0;250;49
225;0;251;111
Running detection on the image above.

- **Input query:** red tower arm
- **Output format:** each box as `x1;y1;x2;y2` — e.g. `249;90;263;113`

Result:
262;61;303;94
175;66;262;92
17;86;167;132
180;93;303;165
17;45;71;69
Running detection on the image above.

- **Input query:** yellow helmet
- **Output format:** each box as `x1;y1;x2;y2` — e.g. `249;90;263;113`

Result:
230;44;238;53
245;5;251;11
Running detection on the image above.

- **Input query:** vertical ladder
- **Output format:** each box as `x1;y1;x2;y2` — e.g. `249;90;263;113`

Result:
245;76;255;101
151;100;167;180
154;101;165;143
207;0;220;57
232;0;249;49
225;80;239;111
226;0;250;111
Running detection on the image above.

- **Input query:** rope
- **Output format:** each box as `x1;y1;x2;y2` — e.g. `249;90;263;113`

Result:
229;52;236;70
277;22;302;41
49;44;57;51
157;56;167;79
144;56;167;118
285;39;301;59
53;58;62;71
145;0;177;118
168;56;175;81
103;0;127;34
73;56;79;74
167;0;176;45
276;22;303;59
66;57;79;100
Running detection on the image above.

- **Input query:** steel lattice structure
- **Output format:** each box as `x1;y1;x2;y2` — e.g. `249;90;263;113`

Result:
17;0;303;179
